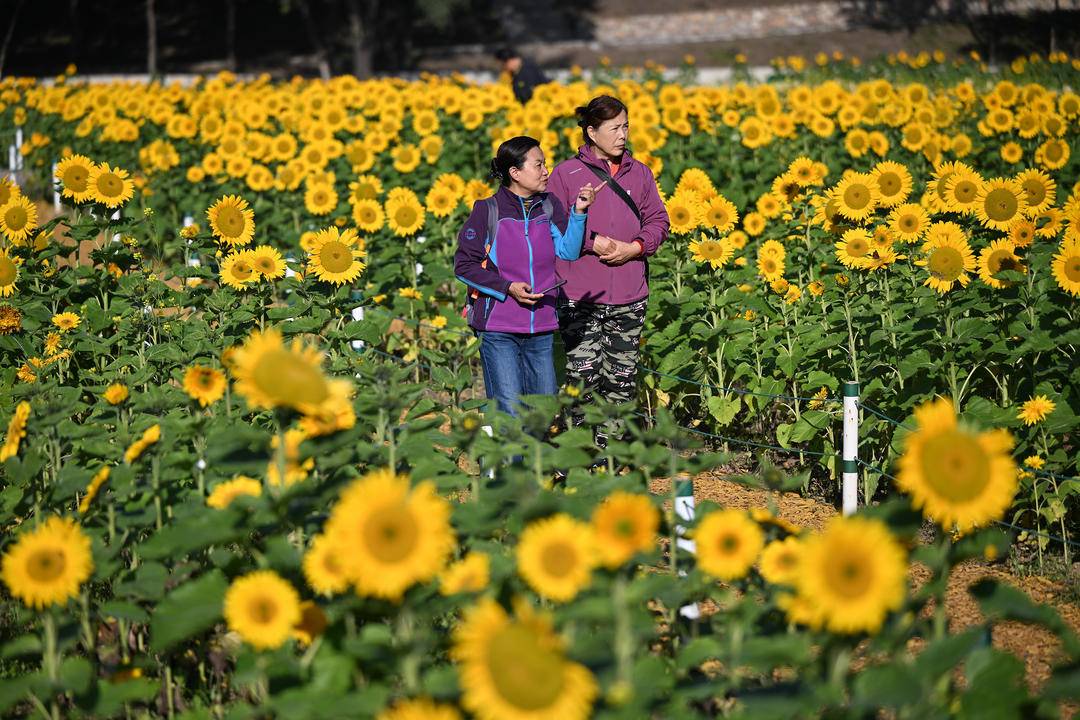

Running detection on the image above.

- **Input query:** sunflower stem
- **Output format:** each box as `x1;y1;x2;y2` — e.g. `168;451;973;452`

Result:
41;611;60;720
80;587;94;654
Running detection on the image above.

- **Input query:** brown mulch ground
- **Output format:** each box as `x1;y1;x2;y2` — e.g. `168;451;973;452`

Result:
650;469;1080;700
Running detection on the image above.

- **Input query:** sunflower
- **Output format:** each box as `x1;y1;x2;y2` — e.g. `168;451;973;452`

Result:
1035;138;1069;170
787;156;818;187
207;195;255;246
304;183;338;216
1000;141;1023;164
834;173;879;222
292;600;328;647
665;194;701;235
1017;395;1056;426
0;304;21;335
352;198;385;233
453;598;598;720
0;195;38;245
392;144;422;173
224;570;302;650
975;177;1027;231
425;185;458;219
688;237;733;269
231;328;330;413
897;397;1017;530
306;226;366;285
692;508;764;581
1051;240;1080;296
103;383;129;405
51;312;81;332
385;197;426;237
516;514;595;602
303;533;351;596
248;245;287;280
350;174;384;201
1014;169;1055;214
0;401;30;462
54;154;94;202
793;516;906;634
1;515;93;609
1008;218;1036;248
942;167;983;213
758;537;802;586
703;195;739;233
87;163;134;208
123;424;161;464
756;254;785;282
325;467;455;600
835;228;875;269
377;698;461;720
78;466;111;514
439;551;491;596
589;492;659;569
759;239;786;261
206;476;262;509
887;203;928;243
977;239;1025;289
183;364;227;407
870;160;912;207
743;211;767;236
916;225;975;293
219;252;257;290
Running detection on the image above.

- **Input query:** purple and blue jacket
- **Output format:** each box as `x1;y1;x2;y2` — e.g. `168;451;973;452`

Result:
455;186;586;334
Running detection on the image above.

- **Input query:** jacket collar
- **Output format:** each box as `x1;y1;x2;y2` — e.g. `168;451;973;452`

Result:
577;144;633;175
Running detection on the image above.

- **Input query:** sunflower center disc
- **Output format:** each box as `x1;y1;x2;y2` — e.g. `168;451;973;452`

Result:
363;509;418;562
1022;180;1045;205
27;548;66;582
929;247;963;281
720;533;740;553
320;241;352;273
232;261;253;281
615;518;635;538
826;554;872;599
0;257;16;285
540;541;577;578
250;598;278;624
849;240;869;257
99;173;123;197
4;206;26;230
954;181;977;202
395;208;416;227
218;207;244;237
488;624;565;711
878;173;900;196
64;167;89;191
921;430;990;502
843;185;869;210
985;189;1018;222
1065;258;1080;282
252;348;328;408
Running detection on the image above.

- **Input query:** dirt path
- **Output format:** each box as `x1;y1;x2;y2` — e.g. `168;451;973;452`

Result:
650;470;1080;697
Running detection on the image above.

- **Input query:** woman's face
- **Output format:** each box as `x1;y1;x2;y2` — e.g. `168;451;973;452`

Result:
588;111;629;158
509;146;548;194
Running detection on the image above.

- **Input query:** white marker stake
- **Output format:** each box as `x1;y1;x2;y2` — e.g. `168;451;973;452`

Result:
350;305;365;350
51;162;61;211
14;128;23;170
415;262;424;278
842;381;860;516
674;477;701;620
111;209;121;243
8;145;16;173
481;425;495;481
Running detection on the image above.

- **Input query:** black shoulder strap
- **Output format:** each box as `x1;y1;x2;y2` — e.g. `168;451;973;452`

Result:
581;161;642;226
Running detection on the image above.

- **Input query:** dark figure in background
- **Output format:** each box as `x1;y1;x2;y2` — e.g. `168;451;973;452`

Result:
494;47;550;104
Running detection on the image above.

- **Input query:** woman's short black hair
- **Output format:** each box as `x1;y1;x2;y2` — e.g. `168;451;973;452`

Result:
575;95;628;146
489;135;540;186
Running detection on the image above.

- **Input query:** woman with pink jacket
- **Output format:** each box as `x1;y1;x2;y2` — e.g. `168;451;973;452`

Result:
546;95;670;449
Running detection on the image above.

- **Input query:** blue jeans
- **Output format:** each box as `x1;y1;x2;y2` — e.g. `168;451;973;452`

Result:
478;331;558;417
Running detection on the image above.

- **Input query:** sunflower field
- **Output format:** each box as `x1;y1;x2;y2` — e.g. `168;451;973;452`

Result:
1;50;1079;718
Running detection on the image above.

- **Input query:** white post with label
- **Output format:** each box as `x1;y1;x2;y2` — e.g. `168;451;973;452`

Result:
842;381;860;516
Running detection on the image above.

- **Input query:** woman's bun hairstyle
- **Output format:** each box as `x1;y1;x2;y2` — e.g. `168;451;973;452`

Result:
576;95;628;146
489;136;540;187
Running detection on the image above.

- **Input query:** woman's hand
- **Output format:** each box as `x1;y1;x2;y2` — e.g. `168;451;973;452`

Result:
574;180;605;213
597;238;643;265
508;281;543;306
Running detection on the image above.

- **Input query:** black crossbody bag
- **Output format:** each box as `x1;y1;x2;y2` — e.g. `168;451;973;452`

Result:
581;161;643;226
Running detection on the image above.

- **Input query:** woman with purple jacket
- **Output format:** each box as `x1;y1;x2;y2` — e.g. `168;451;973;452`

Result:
547;95;670;447
454;136;601;416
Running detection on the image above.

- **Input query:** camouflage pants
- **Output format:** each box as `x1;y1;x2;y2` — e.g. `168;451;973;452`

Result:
559;298;647;443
